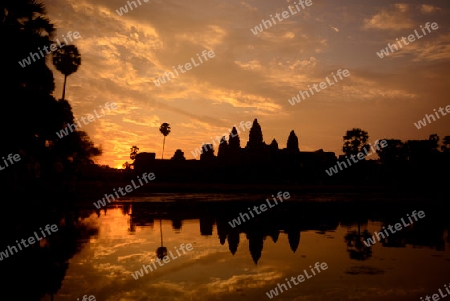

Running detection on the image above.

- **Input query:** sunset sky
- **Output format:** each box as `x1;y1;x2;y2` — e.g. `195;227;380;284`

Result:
43;0;450;168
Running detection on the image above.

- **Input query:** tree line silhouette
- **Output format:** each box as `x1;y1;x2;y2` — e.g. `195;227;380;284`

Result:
0;0;101;196
129;122;450;189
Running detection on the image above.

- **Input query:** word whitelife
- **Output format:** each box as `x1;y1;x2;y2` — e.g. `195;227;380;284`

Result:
56;102;118;139
153;50;215;86
325;140;388;176
251;0;313;35
191;121;253;158
77;296;96;301
266;262;328;299
116;0;149;16
93;172;155;209
0;224;58;261
363;210;425;247
376;22;439;58
228;192;290;228
420;283;450;301
414;104;450;129
18;31;82;68
131;243;194;280
0;153;21;171
288;69;350;106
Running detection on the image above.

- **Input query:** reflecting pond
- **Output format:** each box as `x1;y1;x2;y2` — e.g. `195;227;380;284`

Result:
9;194;450;301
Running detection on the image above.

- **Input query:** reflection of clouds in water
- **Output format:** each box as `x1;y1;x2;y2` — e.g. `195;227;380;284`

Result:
345;265;385;275
207;270;282;293
117;253;145;262
95;262;130;278
93;241;146;259
57;207;450;301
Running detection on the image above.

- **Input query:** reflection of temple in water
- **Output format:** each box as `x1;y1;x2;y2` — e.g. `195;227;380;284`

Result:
123;202;340;264
119;201;449;264
5;200;448;300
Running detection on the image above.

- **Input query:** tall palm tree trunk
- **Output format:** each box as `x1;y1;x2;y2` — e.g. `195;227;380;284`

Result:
62;74;67;100
160;219;163;246
162;136;166;159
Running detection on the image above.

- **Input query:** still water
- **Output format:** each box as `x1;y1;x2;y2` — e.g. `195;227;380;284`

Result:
38;195;450;301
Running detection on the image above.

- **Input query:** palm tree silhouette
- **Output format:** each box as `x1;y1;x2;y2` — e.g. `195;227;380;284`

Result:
344;222;373;260
130;145;139;160
156;219;167;259
1;0;56;93
159;123;171;159
52;44;81;100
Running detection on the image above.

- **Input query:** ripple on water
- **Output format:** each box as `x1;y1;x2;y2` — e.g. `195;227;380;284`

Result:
345;265;385;275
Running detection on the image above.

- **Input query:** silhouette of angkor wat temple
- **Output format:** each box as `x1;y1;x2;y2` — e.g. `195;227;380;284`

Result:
133;119;336;184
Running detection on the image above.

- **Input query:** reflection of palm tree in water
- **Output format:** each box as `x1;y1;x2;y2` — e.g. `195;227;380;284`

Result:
344;221;372;261
156;219;167;259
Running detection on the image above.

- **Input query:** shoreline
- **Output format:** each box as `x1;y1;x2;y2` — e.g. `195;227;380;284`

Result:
4;180;446;211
